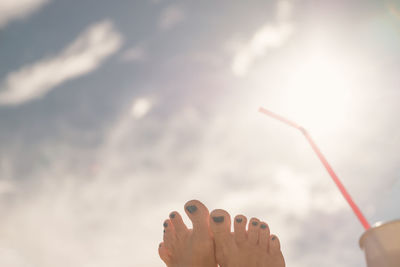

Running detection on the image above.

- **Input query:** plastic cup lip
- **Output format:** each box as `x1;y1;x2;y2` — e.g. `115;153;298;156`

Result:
359;219;400;249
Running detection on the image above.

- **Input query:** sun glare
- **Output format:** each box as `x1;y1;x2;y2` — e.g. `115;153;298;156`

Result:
277;45;356;134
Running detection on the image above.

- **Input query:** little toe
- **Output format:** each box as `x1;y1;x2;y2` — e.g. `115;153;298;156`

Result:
158;242;171;265
163;219;176;249
233;215;247;243
169;211;188;238
269;234;281;255
259;222;270;250
248;217;260;245
184;200;210;235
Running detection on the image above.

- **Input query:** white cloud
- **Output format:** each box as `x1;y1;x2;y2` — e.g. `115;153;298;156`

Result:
232;24;292;76
0;20;123;106
231;0;294;76
158;5;185;30
0;0;50;29
130;97;153;119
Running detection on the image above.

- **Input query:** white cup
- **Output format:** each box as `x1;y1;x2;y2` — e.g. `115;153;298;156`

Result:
359;220;400;267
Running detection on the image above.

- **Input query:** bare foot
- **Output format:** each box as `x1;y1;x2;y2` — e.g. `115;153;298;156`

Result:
210;209;285;267
158;200;217;267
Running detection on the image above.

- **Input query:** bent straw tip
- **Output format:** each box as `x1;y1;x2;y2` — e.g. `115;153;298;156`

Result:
258;106;269;113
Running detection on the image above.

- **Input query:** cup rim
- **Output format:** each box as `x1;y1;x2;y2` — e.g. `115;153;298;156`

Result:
359;219;400;249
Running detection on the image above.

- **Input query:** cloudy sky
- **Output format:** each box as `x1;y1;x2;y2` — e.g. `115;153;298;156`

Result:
1;0;400;266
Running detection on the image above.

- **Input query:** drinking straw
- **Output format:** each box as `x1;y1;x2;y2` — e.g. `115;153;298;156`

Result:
259;107;371;230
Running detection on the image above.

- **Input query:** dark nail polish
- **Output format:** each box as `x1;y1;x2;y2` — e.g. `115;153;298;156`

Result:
186;205;198;214
212;216;224;223
261;224;267;229
252;221;258;226
163;222;168;228
163;229;165;233
235;218;243;223
169;213;176;219
272;236;276;240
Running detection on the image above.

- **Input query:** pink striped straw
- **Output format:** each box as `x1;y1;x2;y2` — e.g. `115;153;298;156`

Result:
259;107;371;230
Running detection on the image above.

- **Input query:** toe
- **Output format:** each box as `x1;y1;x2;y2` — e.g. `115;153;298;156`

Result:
184;200;210;234
259;221;270;250
269;234;281;254
210;209;231;236
210;209;235;266
163;219;176;249
248;217;260;245
158;242;171;265
169;211;188;238
233;215;247;243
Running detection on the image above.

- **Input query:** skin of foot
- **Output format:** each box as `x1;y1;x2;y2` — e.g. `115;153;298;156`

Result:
158;200;217;267
210;209;285;267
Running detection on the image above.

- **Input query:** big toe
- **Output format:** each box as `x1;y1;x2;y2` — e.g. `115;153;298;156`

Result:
210;209;235;266
184;200;210;235
210;209;231;237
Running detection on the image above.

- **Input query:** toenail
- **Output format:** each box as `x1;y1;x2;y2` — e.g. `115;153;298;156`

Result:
159;244;162;248
169;213;176;219
186;205;198;214
163;229;165;234
272;236;276;240
252;221;258;226
163;222;168;227
235;218;243;223
261;224;267;229
212;216;224;223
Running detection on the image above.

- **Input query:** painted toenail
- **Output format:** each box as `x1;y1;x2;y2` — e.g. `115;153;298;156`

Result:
163;229;165;233
163;222;168;227
212;216;224;223
261;224;267;229
169;213;176;219
186;205;198;214
272;236;276;240
252;221;258;226
235;218;243;223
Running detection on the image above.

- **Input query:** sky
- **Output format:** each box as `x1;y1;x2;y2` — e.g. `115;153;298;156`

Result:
0;0;400;266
